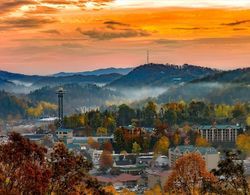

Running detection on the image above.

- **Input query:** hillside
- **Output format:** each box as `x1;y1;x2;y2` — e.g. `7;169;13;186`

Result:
0;78;15;90
32;73;122;88
0;70;43;83
28;83;122;114
108;63;218;88
53;67;133;77
192;67;250;84
0;91;30;119
157;81;250;105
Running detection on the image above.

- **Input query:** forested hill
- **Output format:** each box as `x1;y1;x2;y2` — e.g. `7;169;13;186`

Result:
32;73;122;88
192;67;250;84
108;63;218;88
28;83;121;114
0;78;15;90
0;91;30;119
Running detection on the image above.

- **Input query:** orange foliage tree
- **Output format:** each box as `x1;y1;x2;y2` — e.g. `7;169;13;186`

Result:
236;133;250;154
164;153;217;194
0;132;51;194
99;150;113;171
103;141;113;152
195;136;210;147
48;142;104;194
0;133;108;194
87;137;100;149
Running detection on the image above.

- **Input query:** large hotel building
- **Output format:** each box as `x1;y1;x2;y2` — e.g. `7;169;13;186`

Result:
197;125;243;143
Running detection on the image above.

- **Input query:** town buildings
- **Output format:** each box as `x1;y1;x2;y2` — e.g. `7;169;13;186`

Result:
169;145;219;170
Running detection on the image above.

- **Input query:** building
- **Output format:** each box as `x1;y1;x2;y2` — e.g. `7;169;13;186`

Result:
22;133;54;146
198;124;243;143
56;128;73;144
73;135;114;145
113;159;146;175
136;156;153;167
154;155;169;167
169;145;219;170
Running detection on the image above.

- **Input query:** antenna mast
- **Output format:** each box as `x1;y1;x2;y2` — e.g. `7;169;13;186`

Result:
147;50;149;64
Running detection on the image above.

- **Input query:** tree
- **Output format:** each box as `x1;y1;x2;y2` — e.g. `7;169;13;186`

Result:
87;137;100;149
211;150;249;195
99;150;113;171
114;128;126;152
143;101;157;127
246;116;250;126
103;141;113;152
195;136;210;147
96;127;108;136
165;153;217;194
144;184;164;195
48;142;105;194
164;109;177;125
154;136;170;156
102;185;118;194
118;104;135;126
0;132;51;194
173;131;181;146
236;134;250;154
132;142;141;155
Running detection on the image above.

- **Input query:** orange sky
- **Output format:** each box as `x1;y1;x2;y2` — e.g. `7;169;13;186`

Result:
1;0;250;74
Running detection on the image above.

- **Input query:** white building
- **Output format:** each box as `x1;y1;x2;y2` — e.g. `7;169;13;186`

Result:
169;145;219;170
56;128;73;144
155;155;169;167
198;125;243;143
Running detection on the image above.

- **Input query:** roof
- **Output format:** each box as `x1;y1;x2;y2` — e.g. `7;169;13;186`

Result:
22;133;49;140
198;125;242;130
56;128;73;133
170;145;218;155
67;143;81;150
115;159;134;166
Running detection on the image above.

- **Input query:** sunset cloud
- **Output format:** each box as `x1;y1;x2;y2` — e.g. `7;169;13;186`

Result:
41;29;61;34
77;27;151;40
221;20;250;26
1;16;56;29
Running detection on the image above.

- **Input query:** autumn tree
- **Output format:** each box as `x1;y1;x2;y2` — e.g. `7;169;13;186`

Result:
103;141;113;152
87;137;100;149
99;150;113;171
165;153;217;194
48;142;105;194
195;136;210;147
132;142;141;155
173;131;181;146
210;150;249;195
144;184;164;195
0;132;51;194
246;115;250;126
237;133;250;154
96;127;108;136
154;136;170;156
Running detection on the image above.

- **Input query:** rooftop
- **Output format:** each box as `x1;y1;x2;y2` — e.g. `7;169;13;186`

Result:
170;145;218;155
199;125;242;130
56;128;73;133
